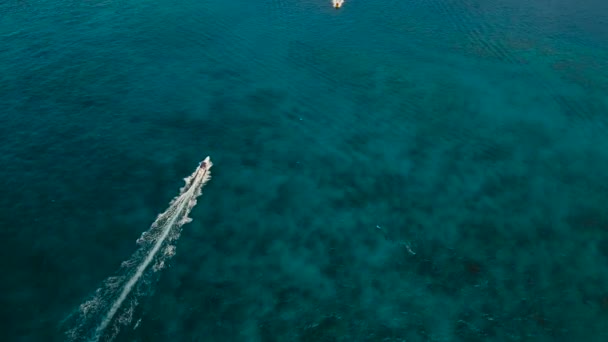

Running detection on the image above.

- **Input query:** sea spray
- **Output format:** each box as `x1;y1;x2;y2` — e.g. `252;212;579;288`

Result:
63;157;213;341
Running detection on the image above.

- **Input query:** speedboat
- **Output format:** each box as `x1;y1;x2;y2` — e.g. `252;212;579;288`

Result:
199;156;211;169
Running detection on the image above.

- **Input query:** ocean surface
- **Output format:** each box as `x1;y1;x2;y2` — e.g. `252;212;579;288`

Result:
1;0;608;341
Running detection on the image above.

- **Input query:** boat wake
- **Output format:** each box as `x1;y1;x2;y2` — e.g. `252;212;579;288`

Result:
62;157;213;341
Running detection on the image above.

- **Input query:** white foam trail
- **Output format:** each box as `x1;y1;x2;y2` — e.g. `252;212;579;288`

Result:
63;157;213;341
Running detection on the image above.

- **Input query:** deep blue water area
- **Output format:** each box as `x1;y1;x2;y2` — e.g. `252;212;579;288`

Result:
1;0;608;341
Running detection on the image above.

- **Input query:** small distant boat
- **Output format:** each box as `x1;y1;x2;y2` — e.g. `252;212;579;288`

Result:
333;0;344;9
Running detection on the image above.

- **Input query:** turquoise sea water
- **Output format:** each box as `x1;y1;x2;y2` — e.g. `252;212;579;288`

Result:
1;0;608;341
